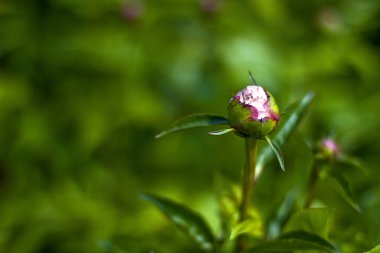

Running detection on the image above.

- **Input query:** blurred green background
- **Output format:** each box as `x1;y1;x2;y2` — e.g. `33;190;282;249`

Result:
0;0;380;252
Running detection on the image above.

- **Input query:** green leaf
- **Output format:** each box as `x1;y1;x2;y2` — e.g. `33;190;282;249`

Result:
267;189;297;239
208;128;236;136
141;193;216;252
364;245;380;253
256;92;314;179
284;208;331;238
230;219;258;240
230;209;264;240
244;230;337;253
338;154;368;175
155;114;229;138
97;240;127;253
328;170;361;212
264;136;285;171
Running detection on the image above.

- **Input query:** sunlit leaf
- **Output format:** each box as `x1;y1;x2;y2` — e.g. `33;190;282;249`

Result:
208;128;236;136
155;114;229;138
245;230;337;253
213;172;240;242
328;171;361;212
284;208;331;238
256;92;314;179
264;136;285;171
214;173;240;215
141;193;216;252
230;220;256;240
364;245;380;253
230;209;264;240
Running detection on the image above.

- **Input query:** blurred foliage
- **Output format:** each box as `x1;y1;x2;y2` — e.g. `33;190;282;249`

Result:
0;0;380;252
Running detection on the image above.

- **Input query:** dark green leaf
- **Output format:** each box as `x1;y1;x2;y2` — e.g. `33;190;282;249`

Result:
267;189;297;239
284;208;331;238
338;154;368;175
97;240;126;253
244;230;337;253
328;171;361;212
256;92;314;178
264;136;285;171
141;193;216;252
155;114;229;138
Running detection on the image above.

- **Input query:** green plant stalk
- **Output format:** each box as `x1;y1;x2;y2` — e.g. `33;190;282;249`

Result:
235;138;258;252
304;160;321;209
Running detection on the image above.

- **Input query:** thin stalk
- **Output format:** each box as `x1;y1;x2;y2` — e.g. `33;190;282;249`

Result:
235;138;258;252
304;159;321;209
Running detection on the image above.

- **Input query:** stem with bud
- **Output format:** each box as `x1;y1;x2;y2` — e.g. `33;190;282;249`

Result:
235;138;258;252
304;160;321;208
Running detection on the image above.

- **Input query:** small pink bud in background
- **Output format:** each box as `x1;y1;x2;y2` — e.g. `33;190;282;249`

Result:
317;7;342;32
121;1;144;21
200;0;222;14
319;138;340;160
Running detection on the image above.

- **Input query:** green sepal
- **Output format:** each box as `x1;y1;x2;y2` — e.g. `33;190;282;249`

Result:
208;128;236;136
264;136;285;171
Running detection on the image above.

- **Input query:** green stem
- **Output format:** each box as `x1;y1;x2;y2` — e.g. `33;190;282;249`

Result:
235;138;258;252
304;159;321;209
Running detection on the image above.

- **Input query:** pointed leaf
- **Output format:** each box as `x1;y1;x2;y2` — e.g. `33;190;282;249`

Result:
284;208;331;238
267;189;297;239
279;230;336;252
328;171;361;212
264;136;285;171
245;230;337;253
141;193;216;252
364;245;380;253
155;114;229;138
338;154;368;175
229;219;259;240
209;128;236;136
230;210;264;240
256;92;314;179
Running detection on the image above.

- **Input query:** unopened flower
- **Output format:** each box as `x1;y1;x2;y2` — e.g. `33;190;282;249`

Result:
228;85;280;139
121;1;144;21
318;138;340;160
200;0;222;14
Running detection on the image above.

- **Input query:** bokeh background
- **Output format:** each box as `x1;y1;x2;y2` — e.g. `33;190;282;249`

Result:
0;0;380;252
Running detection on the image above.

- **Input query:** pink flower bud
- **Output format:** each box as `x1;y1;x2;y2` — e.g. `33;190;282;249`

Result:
228;85;280;139
121;1;143;21
319;138;340;159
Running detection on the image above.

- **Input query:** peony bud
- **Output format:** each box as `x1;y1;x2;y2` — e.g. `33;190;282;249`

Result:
318;138;340;160
200;0;222;14
228;85;280;139
121;1;144;21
